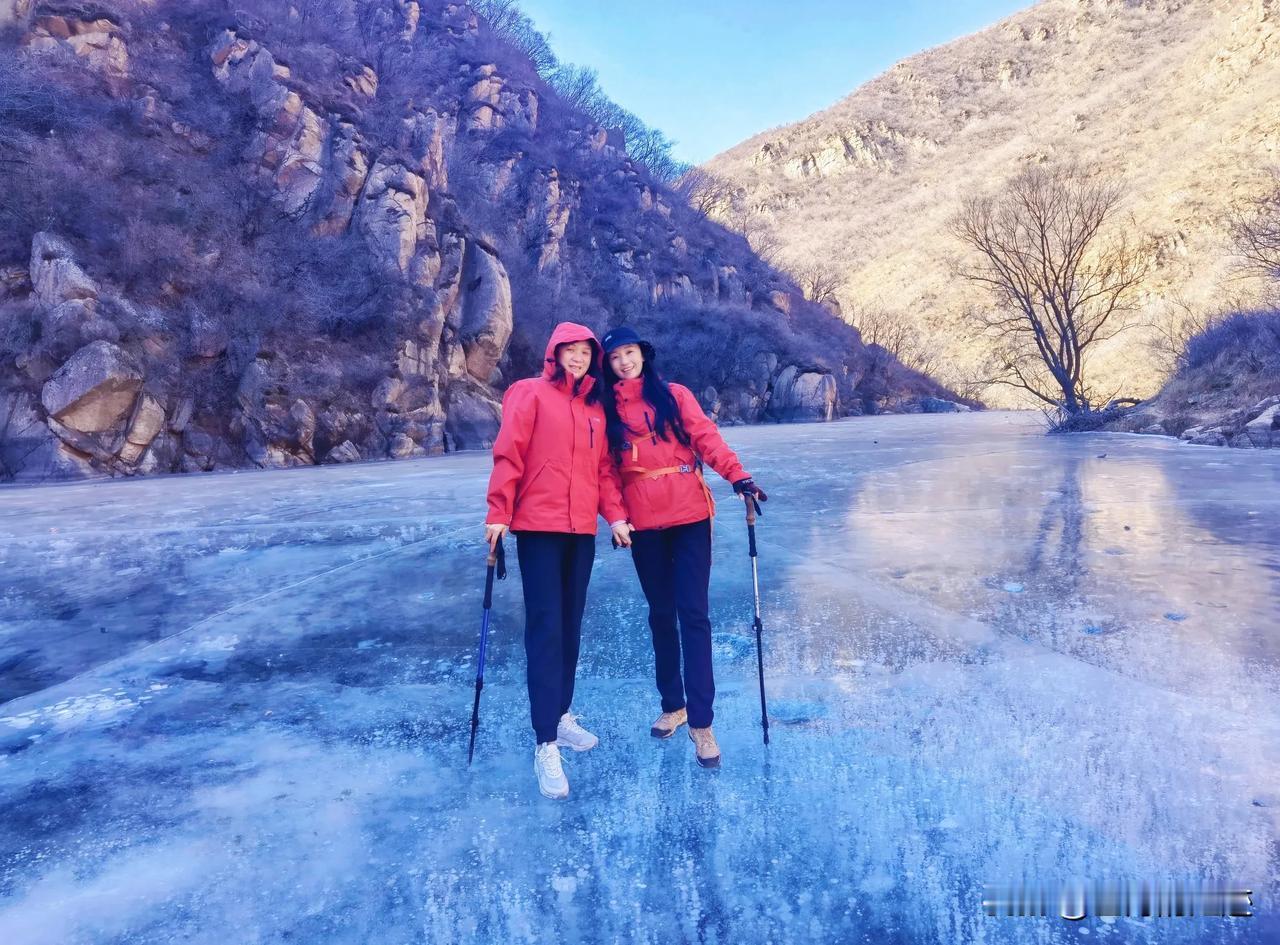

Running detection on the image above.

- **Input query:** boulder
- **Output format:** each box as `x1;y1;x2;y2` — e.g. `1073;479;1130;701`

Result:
24;16;129;81
767;366;837;421
402;402;447;455
0;390;95;481
458;242;513;383
1242;400;1280;448
289;399;316;456
117;394;166;464
181;427;234;472
444;378;502;449
169;396;195;433
324;440;362;464
920;397;970;414
373;377;408;409
30;233;98;308
1180;425;1228;447
41;341;142;433
388;432;423;458
344;64;378;98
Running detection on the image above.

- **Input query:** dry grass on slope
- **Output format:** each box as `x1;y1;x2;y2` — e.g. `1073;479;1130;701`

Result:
704;0;1280;407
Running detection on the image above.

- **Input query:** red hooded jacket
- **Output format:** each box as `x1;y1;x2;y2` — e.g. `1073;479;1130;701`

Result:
485;322;626;535
611;377;749;531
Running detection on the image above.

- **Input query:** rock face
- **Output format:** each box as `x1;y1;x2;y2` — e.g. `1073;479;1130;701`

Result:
0;0;958;481
358;160;431;275
23;11;129;83
1241;400;1280;448
458;241;513;383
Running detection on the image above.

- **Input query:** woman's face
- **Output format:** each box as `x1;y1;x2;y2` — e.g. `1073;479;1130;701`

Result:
558;340;594;380
609;343;644;380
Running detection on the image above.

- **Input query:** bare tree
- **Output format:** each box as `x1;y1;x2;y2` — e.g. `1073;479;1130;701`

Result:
473;0;560;75
673;167;735;217
949;164;1148;414
849;302;938;377
718;203;782;266
789;261;845;313
1230;175;1280;286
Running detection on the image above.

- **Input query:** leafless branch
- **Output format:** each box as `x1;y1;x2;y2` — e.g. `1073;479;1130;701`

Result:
948;163;1148;413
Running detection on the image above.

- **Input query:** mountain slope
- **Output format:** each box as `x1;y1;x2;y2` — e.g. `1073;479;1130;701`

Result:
0;0;953;481
704;0;1280;405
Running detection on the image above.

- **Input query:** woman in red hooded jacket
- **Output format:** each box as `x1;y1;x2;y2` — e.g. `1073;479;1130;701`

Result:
484;322;631;800
599;326;768;769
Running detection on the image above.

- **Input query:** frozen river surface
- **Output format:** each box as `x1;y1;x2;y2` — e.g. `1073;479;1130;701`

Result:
1;411;1277;944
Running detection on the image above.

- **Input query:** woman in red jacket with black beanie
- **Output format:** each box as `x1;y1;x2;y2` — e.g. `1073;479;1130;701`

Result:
599;326;768;769
485;321;631;800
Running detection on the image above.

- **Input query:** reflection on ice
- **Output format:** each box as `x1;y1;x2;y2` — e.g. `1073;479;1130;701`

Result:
0;412;1277;944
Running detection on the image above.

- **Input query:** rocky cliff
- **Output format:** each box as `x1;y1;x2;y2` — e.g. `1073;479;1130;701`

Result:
703;0;1280;406
0;0;955;481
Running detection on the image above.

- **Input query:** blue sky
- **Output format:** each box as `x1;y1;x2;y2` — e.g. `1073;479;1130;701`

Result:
517;0;1031;164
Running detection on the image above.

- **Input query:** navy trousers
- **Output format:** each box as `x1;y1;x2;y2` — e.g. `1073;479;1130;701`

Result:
629;517;715;728
515;531;596;744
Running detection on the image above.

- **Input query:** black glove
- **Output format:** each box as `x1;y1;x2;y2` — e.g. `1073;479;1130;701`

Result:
733;478;768;502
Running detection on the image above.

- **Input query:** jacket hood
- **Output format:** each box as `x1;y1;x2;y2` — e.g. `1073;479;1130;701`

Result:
542;321;602;380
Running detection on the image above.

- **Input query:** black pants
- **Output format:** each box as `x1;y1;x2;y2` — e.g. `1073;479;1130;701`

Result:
630;517;715;728
515;531;596;744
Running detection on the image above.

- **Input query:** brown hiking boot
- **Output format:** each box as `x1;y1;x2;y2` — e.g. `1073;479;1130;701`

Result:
688;726;721;769
649;707;687;739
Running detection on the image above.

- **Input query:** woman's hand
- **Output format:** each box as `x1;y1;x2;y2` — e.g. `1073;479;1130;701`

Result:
610;521;634;548
733;478;768;502
484;523;509;551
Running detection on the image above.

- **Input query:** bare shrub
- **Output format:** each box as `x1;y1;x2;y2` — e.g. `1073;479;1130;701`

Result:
1182;310;1280;374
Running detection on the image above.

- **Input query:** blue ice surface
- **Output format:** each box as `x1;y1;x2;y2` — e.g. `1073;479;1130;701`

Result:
1;411;1278;944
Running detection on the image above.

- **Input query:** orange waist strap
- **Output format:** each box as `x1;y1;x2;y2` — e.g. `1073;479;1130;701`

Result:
620;463;696;484
620;462;717;526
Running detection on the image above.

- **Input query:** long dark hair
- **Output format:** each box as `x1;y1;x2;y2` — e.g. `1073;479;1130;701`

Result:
548;341;602;406
601;351;691;456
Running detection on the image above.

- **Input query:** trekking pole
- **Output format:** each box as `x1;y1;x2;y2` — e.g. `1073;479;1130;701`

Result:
744;493;769;745
467;536;506;765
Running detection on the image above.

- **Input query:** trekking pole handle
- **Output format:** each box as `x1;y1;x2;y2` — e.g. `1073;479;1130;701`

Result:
482;538;507;609
744;495;759;558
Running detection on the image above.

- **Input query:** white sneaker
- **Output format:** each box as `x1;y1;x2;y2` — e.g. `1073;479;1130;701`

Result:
555;711;599;751
534;742;569;799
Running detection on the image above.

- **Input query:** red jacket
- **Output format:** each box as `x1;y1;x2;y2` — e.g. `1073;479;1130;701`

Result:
611;377;749;531
486;322;626;535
